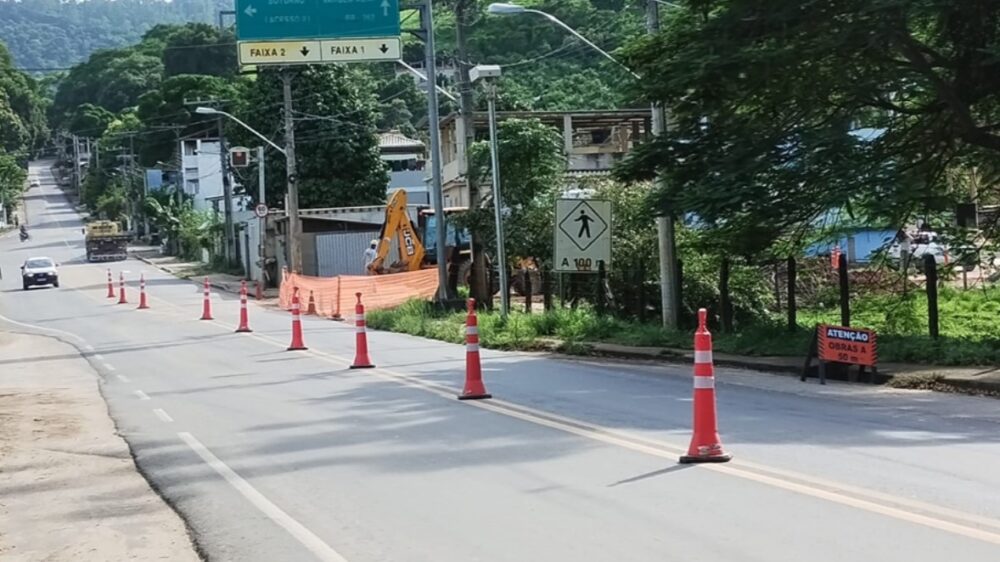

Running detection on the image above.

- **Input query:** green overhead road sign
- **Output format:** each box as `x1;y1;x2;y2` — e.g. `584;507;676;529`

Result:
235;0;401;41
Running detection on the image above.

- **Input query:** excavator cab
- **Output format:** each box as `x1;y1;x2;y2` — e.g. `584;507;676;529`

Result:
367;190;426;275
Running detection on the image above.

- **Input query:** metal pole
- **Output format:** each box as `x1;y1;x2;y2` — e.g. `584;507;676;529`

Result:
423;0;450;301
257;145;267;283
281;70;302;274
647;0;678;329
217;117;235;265
487;86;509;317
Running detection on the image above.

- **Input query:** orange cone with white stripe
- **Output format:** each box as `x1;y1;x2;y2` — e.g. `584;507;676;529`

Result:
200;277;214;320
458;298;491;400
287;288;307;350
136;274;150;309
307;290;317;315
350;292;374;369
679;308;732;464
106;268;115;298
117;272;128;304
235;280;252;333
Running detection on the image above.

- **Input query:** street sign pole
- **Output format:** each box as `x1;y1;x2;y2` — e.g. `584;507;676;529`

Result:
257;146;267;285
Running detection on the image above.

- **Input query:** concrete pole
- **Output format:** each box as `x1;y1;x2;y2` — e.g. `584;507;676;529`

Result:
423;0;451;301
647;0;679;329
257;145;267;283
281;70;303;274
217;117;235;265
486;85;509;317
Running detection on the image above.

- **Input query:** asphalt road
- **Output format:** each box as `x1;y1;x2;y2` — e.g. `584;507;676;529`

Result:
4;160;1000;561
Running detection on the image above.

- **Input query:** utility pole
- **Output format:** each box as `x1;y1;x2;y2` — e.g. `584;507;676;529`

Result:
455;1;489;304
647;0;679;329
217;116;236;266
281;69;303;274
421;0;450;302
257;145;267;284
72;135;81;194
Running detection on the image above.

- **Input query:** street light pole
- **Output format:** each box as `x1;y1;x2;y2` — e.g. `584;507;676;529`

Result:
472;65;510;317
646;0;679;329
487;1;679;328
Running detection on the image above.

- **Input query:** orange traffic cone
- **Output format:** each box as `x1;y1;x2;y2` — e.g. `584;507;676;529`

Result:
350;292;375;369
458;298;491;400
200;277;213;320
117;272;128;304
106;268;115;298
136;274;150;309
307;290;317;315
679;308;732;464
235;280;252;333
287;289;307;350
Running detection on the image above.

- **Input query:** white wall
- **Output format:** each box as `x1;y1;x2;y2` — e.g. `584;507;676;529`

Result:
179;139;224;213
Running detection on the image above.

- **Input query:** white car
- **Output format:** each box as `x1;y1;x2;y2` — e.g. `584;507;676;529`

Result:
887;231;949;266
21;257;59;290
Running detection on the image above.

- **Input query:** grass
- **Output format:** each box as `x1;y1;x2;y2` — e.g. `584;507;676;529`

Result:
367;288;1000;366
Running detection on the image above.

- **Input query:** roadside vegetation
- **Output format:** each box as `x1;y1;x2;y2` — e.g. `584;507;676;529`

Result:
368;286;1000;366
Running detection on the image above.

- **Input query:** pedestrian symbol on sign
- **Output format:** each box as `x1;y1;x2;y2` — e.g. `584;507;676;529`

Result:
575;209;594;239
558;201;608;251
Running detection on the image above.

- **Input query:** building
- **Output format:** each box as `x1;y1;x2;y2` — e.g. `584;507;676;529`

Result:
179;138;224;213
379;130;429;205
437;109;653;207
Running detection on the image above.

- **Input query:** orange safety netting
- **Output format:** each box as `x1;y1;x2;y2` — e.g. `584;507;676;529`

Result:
279;268;440;318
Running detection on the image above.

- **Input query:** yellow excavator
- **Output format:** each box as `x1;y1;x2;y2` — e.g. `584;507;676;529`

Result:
367;190;426;274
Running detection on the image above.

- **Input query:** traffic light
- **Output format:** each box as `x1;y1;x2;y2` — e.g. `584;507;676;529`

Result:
229;147;250;168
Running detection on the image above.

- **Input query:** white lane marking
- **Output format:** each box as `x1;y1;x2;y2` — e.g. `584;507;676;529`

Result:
116;374;130;383
178;432;350;562
153;408;174;423
134;390;150;401
103;363;116;372
94;354;105;361
84;345;94;351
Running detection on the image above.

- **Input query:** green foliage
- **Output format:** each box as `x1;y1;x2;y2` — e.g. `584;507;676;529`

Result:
235;65;389;208
0;150;27;215
0;0;231;71
0;41;48;154
162;24;237;78
68;103;114;138
463;118;565;263
618;0;1000;256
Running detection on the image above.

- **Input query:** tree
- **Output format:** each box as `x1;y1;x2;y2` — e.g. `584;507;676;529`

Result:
162;24;237;78
463;118;565;264
68;103;114;138
0;150;27;217
618;0;1000;256
0;41;48;154
234;65;388;209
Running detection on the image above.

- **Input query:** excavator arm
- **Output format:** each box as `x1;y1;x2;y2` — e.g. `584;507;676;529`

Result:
368;190;426;274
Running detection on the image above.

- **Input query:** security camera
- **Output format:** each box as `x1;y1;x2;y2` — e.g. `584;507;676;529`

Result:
470;65;502;83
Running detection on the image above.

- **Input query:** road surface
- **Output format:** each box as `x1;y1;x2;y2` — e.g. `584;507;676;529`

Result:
3;160;1000;561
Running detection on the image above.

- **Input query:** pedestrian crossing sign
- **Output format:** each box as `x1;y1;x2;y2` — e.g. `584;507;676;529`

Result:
554;199;612;273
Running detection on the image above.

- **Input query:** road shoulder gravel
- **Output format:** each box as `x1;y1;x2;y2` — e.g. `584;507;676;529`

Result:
0;331;201;562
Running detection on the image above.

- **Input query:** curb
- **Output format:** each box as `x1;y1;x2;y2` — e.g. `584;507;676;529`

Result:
130;251;274;298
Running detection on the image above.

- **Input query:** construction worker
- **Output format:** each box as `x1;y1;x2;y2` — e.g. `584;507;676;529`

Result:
364;239;378;274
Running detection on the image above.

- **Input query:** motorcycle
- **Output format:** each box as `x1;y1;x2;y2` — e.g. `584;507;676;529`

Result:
19;230;29;242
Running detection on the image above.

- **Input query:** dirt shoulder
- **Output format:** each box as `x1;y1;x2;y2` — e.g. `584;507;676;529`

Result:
0;332;200;562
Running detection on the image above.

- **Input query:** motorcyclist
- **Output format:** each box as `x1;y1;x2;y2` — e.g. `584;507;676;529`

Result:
19;224;28;241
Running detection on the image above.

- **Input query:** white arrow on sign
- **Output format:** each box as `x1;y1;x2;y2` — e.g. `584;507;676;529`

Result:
380;0;389;16
244;5;257;17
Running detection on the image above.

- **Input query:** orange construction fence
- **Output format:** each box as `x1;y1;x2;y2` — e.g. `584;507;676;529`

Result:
279;268;440;318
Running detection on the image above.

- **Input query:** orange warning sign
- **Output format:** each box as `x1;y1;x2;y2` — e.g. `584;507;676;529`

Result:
817;324;877;367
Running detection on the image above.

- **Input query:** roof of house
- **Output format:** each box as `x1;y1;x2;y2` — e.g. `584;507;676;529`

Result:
379;130;425;150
